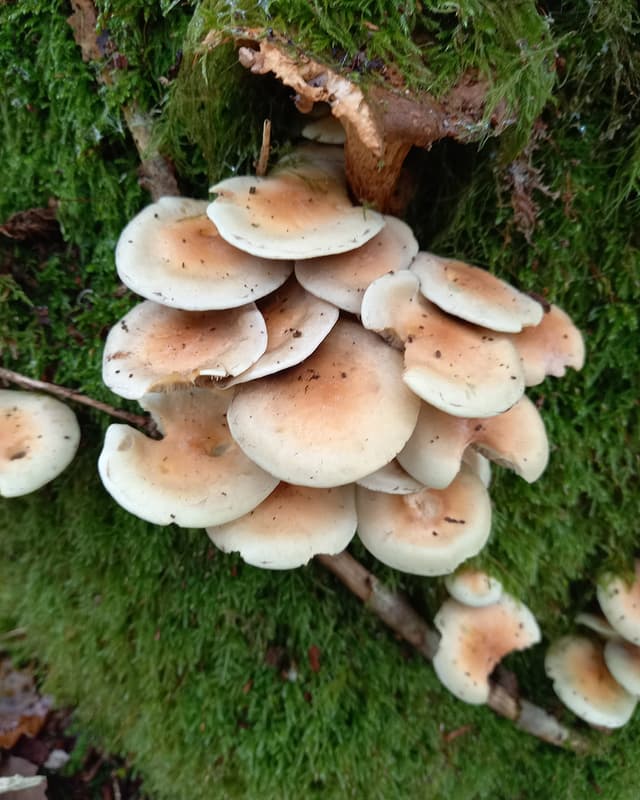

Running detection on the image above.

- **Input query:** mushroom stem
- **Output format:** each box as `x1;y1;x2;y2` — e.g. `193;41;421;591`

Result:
0;368;156;435
316;550;591;753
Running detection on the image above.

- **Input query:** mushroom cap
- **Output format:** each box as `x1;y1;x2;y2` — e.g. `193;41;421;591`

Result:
207;482;356;569
356;459;424;495
398;396;548;489
461;449;492;487
207;154;384;260
361;271;525;418
411;252;543;333
597;561;640;645
301;115;346;145
98;388;278;528
227;320;420;487
115;197;293;310
575;611;621;640
0;390;80;497
433;594;541;704
604;640;640;697
102;300;267;400
355;466;492;576
294;216;418;314
221;276;339;388
444;569;503;607
545;636;637;728
508;304;585;386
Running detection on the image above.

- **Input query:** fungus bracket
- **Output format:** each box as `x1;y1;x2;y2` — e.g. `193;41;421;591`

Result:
212;29;505;212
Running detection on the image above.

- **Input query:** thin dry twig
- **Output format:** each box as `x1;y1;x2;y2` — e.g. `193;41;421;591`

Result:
317;551;591;753
0;368;155;435
255;119;272;177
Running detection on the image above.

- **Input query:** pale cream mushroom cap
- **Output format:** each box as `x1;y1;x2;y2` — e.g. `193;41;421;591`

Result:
411;252;543;333
575;612;621;640
361;271;525;418
597;561;640;645
462;449;492;488
115;196;292;310
206;482;356;569
398;395;548;489
227;320;420;487
301;115;346;145
294;216;418;314
433;594;541;704
98;388;278;528
355;466;492;576
545;635;637;728
0;390;80;497
221;276;339;388
508;304;585;386
604;640;640;696
356;459;424;495
207;150;384;259
444;569;503;607
103;300;267;400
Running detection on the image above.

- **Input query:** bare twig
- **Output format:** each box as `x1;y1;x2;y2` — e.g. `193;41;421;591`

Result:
317;551;591;753
255;119;272;177
0;368;155;435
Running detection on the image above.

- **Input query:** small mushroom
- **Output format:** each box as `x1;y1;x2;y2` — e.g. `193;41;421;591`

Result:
207;146;384;259
355;465;492;576
444;568;503;607
507;304;585;386
0;390;80;497
227;320;420;487
356;459;424;495
98;388;278;527
604;639;640;697
545;635;637;728
294;216;418;314
115;196;293;310
361;271;525;417
411;252;543;332
207;482;357;569
397;395;548;489
433;594;541;704
597;560;640;645
102;300;267;400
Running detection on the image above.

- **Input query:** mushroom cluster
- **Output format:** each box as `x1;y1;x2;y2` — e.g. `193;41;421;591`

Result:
545;561;640;728
98;142;585;574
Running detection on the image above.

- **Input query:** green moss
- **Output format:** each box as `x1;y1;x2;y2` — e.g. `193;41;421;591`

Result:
2;1;640;799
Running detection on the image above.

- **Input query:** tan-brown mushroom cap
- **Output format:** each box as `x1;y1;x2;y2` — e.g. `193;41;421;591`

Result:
355;466;492;576
356;459;424;495
102;300;267;400
98;388;278;528
221;276;339;388
444;569;503;607
115;197;293;310
507;304;585;386
604;640;640;696
411;252;543;333
597;560;640;645
433;594;541;705
294;216;418;314
397;395;548;489
545;636;637;728
361;271;525;418
207;482;356;569
0;390;80;497
227;320;421;487
207;152;384;260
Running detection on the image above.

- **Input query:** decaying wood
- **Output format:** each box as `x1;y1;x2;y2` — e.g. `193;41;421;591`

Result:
67;0;179;200
317;551;591;753
0;368;156;435
220;32;501;212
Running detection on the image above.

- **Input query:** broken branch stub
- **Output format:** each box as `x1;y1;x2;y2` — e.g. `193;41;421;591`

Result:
228;33;498;211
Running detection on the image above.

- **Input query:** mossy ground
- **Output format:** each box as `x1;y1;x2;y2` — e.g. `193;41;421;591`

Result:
1;2;639;798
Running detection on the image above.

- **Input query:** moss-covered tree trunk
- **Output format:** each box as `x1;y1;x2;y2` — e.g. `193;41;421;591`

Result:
1;2;639;799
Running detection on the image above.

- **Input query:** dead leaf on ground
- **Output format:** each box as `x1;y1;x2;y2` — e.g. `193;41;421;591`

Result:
0;658;52;750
